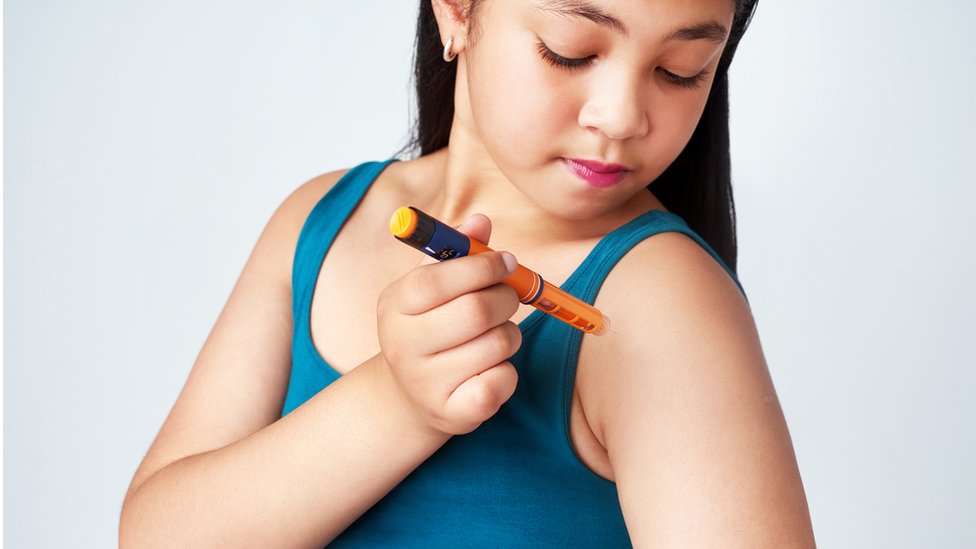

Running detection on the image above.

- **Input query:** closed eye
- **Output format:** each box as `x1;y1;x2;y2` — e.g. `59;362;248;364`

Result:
535;40;593;70
535;40;709;90
657;68;709;89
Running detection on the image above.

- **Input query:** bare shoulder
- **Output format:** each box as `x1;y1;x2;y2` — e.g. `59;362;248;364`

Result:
615;229;752;351
268;168;352;274
576;231;815;547
284;167;352;208
577;230;755;447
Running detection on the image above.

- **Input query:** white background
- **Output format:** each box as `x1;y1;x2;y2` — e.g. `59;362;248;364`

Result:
4;1;974;547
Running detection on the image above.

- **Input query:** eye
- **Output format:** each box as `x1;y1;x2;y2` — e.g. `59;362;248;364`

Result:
658;68;709;90
535;38;709;90
535;40;594;71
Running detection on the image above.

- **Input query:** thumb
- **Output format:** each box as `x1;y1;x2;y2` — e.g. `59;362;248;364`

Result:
456;213;492;246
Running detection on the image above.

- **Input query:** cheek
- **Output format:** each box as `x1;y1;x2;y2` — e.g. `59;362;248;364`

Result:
644;91;711;171
466;49;572;168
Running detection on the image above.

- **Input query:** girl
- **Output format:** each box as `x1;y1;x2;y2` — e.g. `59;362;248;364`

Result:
120;0;815;546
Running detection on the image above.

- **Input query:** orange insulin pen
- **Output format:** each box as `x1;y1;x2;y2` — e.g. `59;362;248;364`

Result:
389;206;610;336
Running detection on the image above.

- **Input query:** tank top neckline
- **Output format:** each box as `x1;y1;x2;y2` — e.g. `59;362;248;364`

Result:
302;158;687;378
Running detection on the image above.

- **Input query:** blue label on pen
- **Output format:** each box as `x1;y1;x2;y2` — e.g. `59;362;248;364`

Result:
423;221;472;261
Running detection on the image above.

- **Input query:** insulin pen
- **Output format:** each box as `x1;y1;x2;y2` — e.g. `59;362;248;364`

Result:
389;206;610;336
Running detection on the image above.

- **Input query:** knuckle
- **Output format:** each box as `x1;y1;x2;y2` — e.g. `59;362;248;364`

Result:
486;323;514;358
463;293;494;327
468;380;496;414
478;252;506;281
502;286;520;316
506;322;523;354
411;266;439;298
505;361;519;385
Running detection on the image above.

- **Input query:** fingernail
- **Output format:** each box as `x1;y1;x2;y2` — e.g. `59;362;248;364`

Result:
501;252;518;274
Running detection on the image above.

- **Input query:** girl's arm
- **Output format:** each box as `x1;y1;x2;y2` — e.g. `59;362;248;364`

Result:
119;170;523;548
577;232;816;548
119;353;450;548
118;171;452;548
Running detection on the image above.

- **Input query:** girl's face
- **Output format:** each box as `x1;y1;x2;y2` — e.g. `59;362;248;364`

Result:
455;0;735;221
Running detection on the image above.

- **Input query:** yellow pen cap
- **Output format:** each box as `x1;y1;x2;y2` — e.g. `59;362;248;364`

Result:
390;206;419;239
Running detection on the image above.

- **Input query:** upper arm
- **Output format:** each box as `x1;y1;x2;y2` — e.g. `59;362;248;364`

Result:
577;232;815;548
122;168;350;506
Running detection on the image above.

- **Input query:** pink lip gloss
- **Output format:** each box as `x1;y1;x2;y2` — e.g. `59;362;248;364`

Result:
563;158;628;188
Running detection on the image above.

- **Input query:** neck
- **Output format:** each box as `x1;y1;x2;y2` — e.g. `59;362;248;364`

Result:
414;148;654;251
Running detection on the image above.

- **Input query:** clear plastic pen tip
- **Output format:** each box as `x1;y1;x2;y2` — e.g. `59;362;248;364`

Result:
590;315;611;336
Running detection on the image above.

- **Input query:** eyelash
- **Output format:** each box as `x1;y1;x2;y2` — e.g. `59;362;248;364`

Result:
534;40;709;90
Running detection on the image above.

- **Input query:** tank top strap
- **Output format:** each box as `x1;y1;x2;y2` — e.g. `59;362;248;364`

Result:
291;158;398;318
563;209;748;304
501;209;747;483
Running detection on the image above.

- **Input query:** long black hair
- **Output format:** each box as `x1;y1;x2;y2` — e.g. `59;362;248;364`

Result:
395;0;759;274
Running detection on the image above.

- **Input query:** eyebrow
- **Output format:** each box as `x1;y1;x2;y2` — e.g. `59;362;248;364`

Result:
536;0;730;43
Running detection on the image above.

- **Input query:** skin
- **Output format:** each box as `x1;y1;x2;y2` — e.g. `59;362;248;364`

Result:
427;0;817;546
427;0;732;236
119;0;816;546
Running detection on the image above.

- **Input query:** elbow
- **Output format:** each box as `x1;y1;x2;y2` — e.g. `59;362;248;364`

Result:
118;490;155;549
118;497;142;549
118;485;174;549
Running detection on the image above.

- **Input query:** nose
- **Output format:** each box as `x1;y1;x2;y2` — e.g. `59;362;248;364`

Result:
577;77;650;141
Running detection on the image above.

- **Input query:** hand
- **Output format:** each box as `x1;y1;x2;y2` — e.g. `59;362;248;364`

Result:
375;213;522;436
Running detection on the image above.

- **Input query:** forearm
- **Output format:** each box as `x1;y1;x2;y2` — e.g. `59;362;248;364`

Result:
119;354;451;548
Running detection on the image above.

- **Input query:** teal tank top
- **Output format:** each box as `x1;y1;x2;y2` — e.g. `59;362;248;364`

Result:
280;159;747;547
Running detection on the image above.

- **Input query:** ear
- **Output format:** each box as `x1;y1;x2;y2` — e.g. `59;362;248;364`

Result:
430;0;472;54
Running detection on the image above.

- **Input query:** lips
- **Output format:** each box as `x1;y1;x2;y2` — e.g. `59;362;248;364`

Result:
563;157;631;188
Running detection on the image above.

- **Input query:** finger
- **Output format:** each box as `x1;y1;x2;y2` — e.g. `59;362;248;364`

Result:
461;213;492;246
396;250;518;314
429;321;523;383
443;361;519;430
413;283;520;351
